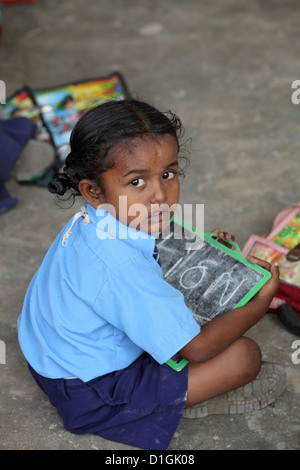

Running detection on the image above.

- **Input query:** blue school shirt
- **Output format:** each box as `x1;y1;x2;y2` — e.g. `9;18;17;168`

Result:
18;204;200;382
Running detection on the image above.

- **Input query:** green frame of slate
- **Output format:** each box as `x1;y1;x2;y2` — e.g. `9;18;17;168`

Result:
165;215;272;371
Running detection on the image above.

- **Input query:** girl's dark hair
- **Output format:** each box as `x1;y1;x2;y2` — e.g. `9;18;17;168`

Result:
48;99;186;203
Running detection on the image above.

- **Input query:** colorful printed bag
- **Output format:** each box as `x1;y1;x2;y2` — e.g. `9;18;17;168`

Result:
242;203;300;334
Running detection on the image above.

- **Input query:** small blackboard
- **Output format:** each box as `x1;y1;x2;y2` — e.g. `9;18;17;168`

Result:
156;216;271;370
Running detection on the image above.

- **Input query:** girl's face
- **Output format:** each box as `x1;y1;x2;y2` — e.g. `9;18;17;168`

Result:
93;134;180;234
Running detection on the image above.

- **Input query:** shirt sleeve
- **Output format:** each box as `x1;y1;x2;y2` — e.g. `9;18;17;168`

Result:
92;257;200;364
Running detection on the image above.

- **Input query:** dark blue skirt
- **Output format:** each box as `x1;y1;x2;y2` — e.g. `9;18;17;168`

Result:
28;353;188;450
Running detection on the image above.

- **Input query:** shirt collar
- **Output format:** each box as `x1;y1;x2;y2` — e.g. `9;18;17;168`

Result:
85;203;156;259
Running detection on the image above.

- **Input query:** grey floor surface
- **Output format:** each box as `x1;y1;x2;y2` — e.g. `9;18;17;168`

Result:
0;0;299;451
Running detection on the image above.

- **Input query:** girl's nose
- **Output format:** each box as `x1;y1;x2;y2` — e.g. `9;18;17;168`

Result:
149;179;167;204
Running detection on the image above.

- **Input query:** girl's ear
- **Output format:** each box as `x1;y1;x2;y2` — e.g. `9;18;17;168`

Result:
78;179;104;207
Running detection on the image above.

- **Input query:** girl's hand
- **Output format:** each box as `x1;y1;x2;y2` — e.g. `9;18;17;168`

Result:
212;228;235;249
246;255;280;306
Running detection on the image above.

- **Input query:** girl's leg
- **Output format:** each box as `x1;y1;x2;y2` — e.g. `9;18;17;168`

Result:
185;336;261;408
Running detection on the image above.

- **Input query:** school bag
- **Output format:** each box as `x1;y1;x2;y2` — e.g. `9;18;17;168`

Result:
242;203;300;335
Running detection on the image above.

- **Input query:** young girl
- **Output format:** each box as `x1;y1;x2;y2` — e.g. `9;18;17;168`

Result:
18;99;285;450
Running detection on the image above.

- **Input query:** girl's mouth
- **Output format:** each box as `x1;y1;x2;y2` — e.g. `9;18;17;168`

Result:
148;209;170;223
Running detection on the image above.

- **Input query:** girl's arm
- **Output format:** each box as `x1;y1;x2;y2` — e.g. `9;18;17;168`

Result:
179;256;280;363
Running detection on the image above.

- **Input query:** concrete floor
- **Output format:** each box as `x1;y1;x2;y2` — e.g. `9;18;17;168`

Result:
0;0;299;451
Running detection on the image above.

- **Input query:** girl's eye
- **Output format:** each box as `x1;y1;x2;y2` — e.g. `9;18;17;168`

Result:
162;171;176;180
130;178;145;187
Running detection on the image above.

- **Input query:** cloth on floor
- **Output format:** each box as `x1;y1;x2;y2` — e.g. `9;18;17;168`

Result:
0;116;36;214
